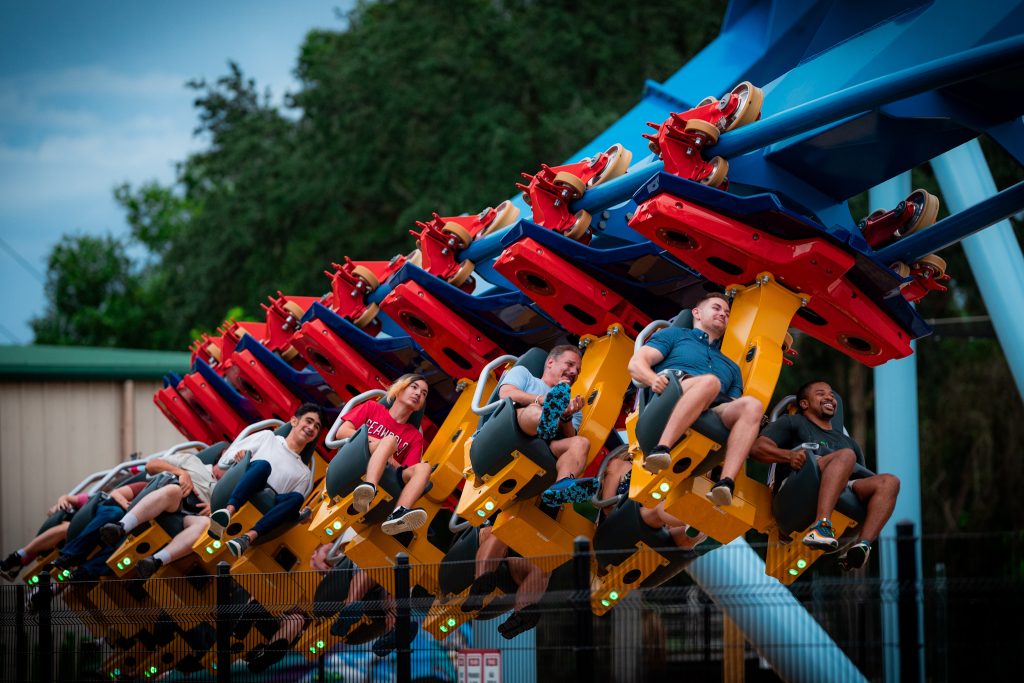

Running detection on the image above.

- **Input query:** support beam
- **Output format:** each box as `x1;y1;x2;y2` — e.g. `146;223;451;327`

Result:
870;175;924;683
687;539;866;683
931;139;1024;399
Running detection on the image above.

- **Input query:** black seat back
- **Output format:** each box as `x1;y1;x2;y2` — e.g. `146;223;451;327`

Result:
324;424;404;526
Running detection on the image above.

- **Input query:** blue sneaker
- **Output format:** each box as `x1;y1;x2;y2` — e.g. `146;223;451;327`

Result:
537;382;571;441
541;477;600;506
803;518;839;551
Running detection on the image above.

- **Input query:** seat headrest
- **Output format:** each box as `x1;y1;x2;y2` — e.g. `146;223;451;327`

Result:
672;309;695;329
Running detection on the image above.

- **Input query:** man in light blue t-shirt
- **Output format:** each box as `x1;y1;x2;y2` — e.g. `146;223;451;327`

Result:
497;344;594;506
627;292;763;507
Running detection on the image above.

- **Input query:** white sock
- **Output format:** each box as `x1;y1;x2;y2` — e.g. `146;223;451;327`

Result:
16;548;26;558
152;549;172;565
121;512;140;532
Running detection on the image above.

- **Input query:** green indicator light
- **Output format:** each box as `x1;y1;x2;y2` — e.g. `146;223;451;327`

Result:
62;569;71;578
110;674;115;679
477;510;486;517
150;666;157;674
123;557;132;566
447;618;457;627
796;559;807;569
213;540;222;549
609;592;619;600
325;528;333;536
333;521;342;530
205;547;214;555
601;599;610;607
310;647;317;653
144;673;150;678
440;625;448;633
484;501;495;511
317;640;325;649
30;576;39;584
117;562;124;570
114;669;121;676
651;491;662;500
659;482;670;493
788;568;799;576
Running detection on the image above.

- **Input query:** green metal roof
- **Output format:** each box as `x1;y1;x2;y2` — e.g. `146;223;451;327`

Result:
0;344;191;380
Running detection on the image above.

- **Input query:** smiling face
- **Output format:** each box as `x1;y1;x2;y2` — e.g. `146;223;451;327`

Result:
799;382;836;421
692;295;731;337
544;348;582;385
398;379;429;411
290;410;323;447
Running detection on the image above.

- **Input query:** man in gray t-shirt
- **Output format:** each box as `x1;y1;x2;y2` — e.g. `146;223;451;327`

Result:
752;380;900;570
496;344;595;506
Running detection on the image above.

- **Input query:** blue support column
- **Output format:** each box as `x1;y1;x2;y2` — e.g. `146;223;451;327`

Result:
870;174;924;683
687;539;866;683
931;139;1024;399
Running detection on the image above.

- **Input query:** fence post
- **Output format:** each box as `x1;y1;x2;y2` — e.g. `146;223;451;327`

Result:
16;583;27;682
573;536;594;681
896;521;920;683
216;561;231;683
395;553;411;683
37;571;54;683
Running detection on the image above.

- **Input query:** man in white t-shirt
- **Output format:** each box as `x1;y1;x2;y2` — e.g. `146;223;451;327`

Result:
207;403;324;557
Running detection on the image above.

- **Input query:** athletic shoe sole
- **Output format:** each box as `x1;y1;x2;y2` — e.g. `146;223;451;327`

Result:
643;452;671;474
541;477;600;506
208;509;231;539
381;508;427;535
802;533;839;551
705;485;733;507
537;384;571;441
352;484;376;514
843;543;870;569
99;524;127;548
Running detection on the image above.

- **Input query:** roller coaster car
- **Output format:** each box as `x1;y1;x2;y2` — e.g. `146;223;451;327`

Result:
643;82;763;187
626;314;773;545
381;279;506;380
763;394;872;585
155;379;219;444
515;143;633;241
493;237;653;338
298;556;390;654
259;291;320;363
106;443;230;580
203;423;325;580
424;525;520;639
409;202;520;288
178;362;256;442
629;174;925;368
340;380;488;589
323;256;404;333
457;328;633;523
588;447;701;615
311;397;419;540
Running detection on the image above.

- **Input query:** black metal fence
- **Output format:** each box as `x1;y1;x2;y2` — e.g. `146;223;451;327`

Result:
2;527;1023;682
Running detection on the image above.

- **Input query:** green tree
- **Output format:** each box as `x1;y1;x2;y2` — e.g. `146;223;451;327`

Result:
31;234;151;347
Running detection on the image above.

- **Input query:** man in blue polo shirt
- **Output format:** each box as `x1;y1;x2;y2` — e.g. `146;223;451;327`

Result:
627;292;763;506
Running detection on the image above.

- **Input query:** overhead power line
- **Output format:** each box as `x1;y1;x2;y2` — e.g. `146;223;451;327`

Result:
0;235;46;284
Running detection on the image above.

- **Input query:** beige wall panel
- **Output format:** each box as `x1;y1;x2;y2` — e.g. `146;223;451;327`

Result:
0;379;183;553
133;380;193;456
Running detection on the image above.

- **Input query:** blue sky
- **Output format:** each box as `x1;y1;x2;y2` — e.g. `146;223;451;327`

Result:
0;1;352;344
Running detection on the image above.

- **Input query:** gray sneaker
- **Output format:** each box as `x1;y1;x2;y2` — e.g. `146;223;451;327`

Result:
227;534;252;558
208;509;231;539
352;483;377;514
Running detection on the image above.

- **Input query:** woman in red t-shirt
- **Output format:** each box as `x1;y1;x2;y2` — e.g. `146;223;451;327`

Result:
334;373;430;535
